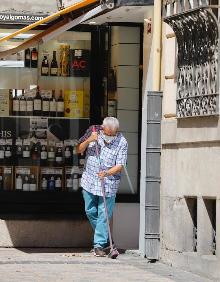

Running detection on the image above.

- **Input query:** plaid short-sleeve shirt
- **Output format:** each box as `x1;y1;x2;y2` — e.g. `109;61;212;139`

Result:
78;125;128;197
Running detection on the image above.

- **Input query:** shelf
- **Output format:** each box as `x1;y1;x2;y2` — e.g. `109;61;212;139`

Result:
0;116;90;120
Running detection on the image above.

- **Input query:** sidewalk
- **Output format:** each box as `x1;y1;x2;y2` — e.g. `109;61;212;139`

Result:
0;248;214;282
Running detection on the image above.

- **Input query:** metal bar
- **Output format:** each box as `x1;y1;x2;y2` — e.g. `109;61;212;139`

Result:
0;0;99;43
41;4;106;43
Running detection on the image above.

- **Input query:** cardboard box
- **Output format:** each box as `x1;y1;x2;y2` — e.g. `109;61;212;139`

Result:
15;166;39;191
64;90;90;118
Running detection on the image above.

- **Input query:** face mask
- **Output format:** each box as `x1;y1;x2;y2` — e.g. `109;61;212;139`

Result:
103;134;115;144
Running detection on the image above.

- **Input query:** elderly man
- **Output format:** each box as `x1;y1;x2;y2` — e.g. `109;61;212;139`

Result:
77;117;128;257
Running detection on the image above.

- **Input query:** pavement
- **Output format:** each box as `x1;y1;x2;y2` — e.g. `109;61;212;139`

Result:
0;248;215;282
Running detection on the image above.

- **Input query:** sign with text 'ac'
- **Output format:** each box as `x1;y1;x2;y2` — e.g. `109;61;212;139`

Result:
62;0;83;8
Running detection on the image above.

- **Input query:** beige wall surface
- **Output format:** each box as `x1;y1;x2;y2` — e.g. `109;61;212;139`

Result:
160;20;220;280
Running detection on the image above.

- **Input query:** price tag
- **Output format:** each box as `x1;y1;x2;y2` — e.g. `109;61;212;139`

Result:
23;139;31;146
6;139;12;145
16;139;23;146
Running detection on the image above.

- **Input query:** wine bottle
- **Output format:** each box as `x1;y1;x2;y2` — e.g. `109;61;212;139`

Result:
29;174;37;191
66;176;73;191
26;95;34;116
48;176;55;191
0;140;5;164
55;176;62;191
49;90;57;117
23;175;30;191
15;138;23;164
40;145;48;165
55;147;63;166
0;175;3;190
16;175;23;190
42;94;50;116
41;56;49;76
23;145;30;159
25;48;31;68
72;174;79;192
48;145;55;165
13;89;19;116
33;86;42;116
57;90;64;117
50;51;58;76
19;89;27;116
64;146;72;166
31;140;40;163
31;48;38;68
41;177;47;191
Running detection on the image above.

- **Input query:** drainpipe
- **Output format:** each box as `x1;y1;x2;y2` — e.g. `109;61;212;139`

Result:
152;0;162;91
139;0;163;260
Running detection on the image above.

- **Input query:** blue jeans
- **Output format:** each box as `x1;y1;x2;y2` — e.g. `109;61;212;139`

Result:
82;189;116;248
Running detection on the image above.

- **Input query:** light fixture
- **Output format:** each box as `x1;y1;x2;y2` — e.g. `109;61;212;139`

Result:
0;32;35;40
88;21;97;25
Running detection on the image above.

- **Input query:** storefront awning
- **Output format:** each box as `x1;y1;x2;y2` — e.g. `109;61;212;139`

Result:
0;0;106;59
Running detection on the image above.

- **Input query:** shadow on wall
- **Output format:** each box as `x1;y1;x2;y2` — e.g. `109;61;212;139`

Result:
0;219;93;248
177;116;219;129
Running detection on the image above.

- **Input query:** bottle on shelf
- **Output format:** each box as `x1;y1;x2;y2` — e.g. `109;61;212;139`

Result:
41;56;49;76
23;175;30;191
16;175;23;191
23;144;31;159
49;90;57;117
55;176;62;191
31;48;38;68
29;174;37;191
48;176;55;191
26;95;34;116
40;144;48;165
33;86;42;116
5;144;12;163
60;45;70;77
0;141;5;164
31;140;41;163
15;138;23;163
57;90;64;117
50;51;58;76
72;173;79;192
12;89;19;116
42;94;50;116
0;175;3;190
72;141;78;166
48;144;55;165
19;89;27;116
55;147;63;166
41;177;47;191
66;175;73;191
25;48;31;68
9;89;13;116
64;146;72;166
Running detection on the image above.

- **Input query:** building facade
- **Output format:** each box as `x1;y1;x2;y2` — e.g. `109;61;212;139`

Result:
160;0;220;280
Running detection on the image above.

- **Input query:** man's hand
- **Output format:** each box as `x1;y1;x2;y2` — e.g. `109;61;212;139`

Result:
87;132;98;143
98;171;107;179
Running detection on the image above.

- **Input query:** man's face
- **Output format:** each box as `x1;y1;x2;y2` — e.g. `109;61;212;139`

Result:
102;126;117;136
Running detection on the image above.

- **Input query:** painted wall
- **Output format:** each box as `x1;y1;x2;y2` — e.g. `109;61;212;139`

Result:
160;20;220;280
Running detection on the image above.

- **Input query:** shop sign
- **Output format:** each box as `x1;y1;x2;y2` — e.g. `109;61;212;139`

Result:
69;49;90;77
0;13;47;24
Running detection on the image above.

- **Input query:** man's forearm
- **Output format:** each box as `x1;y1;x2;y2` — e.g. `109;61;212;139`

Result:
107;165;123;176
76;139;90;154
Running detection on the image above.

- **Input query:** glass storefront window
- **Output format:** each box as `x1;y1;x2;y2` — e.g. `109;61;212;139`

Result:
0;29;91;194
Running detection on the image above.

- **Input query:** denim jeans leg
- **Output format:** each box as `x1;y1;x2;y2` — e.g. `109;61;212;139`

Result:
82;189;99;230
94;195;116;248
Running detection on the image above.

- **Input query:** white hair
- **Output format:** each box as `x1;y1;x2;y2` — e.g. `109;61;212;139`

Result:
102;117;119;130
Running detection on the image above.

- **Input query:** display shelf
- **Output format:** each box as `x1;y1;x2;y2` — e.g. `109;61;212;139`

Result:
2;116;90;120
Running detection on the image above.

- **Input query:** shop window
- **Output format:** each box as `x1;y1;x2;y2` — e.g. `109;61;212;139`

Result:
0;30;91;196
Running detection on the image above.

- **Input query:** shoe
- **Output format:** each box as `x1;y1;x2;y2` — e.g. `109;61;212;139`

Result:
94;247;106;257
103;242;115;253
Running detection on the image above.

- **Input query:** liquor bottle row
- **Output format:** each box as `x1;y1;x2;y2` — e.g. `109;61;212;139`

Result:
0;166;82;192
24;46;89;77
24;48;38;68
12;87;64;117
0;138;84;167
